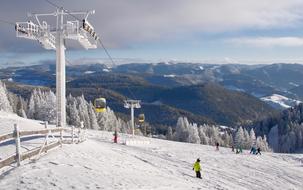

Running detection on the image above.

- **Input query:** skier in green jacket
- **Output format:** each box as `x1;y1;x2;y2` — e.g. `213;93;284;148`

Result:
193;158;202;179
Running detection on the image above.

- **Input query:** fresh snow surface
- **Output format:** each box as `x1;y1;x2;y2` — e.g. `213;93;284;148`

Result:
1;128;303;189
0;111;53;135
163;74;176;78
84;71;95;74
218;125;234;130
0;111;58;159
102;69;110;72
261;94;301;109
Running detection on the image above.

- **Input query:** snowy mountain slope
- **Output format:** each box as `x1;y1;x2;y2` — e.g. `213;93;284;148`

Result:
0;111;53;135
260;94;301;110
0;130;302;190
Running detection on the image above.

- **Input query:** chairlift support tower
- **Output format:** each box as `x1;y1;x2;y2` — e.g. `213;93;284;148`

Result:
124;100;141;136
16;7;99;127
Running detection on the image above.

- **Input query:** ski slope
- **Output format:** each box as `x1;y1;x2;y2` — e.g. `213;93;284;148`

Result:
260;94;301;110
0;113;303;190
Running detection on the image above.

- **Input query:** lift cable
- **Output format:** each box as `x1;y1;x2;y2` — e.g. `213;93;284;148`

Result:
43;0;138;101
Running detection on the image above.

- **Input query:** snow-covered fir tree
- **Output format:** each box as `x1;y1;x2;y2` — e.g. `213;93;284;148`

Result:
77;95;91;129
67;101;81;128
27;89;56;124
88;102;99;130
198;126;209;145
253;103;303;153
16;96;27;118
166;126;173;140
170;117;271;152
0;81;13;112
249;128;256;147
188;123;200;144
173;117;191;142
235;127;245;148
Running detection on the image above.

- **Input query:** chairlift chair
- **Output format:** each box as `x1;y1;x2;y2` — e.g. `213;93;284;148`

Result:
138;113;145;123
94;98;106;112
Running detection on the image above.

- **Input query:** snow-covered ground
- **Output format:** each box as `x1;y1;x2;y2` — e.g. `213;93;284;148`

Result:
0;111;58;159
1;113;303;190
1;132;303;189
261;94;301;110
0;111;54;134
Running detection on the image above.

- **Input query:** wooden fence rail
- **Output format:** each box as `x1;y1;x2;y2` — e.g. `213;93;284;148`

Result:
0;124;85;170
0;133;14;144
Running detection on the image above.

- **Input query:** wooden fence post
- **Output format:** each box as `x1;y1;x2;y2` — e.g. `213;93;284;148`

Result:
14;124;21;167
78;128;81;143
72;126;75;144
44;121;48;153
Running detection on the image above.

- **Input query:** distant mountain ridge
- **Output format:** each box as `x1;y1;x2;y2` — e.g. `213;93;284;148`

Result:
2;62;302;128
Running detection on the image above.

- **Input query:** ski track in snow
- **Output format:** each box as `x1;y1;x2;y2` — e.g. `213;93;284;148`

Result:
0;130;303;190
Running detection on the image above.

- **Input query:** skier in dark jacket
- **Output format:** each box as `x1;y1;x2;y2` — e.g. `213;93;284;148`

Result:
193;158;202;179
250;147;256;154
256;147;261;155
216;142;219;151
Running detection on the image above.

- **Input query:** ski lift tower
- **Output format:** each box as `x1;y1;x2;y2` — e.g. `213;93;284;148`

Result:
15;7;99;127
124;100;141;136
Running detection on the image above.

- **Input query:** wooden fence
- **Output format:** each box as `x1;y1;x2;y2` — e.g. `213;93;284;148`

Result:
0;124;85;170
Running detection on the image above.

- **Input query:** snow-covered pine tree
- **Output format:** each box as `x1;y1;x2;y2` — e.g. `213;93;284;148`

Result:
249;128;256;147
243;128;250;149
198;126;209;145
222;131;233;147
7;93;18;113
68;101;81;127
77;95;91;128
0;81;13;112
256;135;271;152
188;123;200;144
262;135;271;152
235;126;245;148
16;96;27;118
27;89;36;119
33;90;56;123
211;126;223;146
96;107;121;132
43;90;56;123
88;102;99;130
204;124;215;145
174;117;190;142
166;126;173;140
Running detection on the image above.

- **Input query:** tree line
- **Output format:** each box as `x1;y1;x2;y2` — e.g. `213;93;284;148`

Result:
0;81;140;134
167;117;271;151
253;103;303;153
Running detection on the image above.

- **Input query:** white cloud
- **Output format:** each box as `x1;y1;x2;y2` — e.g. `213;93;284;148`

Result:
1;0;303;51
227;37;303;47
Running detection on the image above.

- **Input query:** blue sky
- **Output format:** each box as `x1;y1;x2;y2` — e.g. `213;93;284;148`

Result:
1;0;303;66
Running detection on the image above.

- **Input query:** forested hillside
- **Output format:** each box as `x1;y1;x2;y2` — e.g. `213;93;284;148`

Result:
252;103;303;153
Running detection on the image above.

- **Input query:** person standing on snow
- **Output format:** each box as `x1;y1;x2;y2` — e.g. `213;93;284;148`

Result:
193;158;202;179
216;142;219;151
113;130;118;143
250;147;256;154
256;147;261;155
